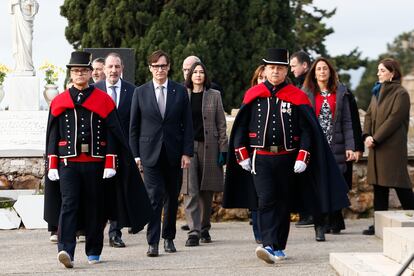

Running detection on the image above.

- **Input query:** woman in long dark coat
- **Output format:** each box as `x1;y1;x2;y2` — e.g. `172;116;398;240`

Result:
303;57;355;241
362;58;414;235
180;61;228;246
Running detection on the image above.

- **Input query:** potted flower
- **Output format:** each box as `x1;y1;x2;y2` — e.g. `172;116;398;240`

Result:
0;64;11;104
39;61;64;105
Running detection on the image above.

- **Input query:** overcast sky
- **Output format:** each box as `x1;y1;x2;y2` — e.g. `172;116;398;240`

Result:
0;0;413;104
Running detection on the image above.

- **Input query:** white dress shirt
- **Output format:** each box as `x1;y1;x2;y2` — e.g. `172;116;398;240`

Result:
105;79;122;108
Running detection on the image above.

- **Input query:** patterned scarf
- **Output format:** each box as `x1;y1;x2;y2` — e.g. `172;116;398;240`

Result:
318;90;333;145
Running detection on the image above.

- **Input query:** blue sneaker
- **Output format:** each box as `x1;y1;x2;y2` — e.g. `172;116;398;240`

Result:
255;246;275;264
87;255;100;264
274;250;287;260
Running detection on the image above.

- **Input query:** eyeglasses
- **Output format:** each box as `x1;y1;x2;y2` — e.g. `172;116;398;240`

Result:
151;64;168;71
70;69;91;75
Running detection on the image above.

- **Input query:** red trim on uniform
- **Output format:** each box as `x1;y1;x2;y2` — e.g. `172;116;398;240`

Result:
82;88;115;119
48;155;58;169
58;140;68;146
50;90;74;117
104;154;117;169
50;88;115;119
235;147;249;163
296;149;310;164
256;149;293;156
61;153;103;162
249;132;257;138
242;83;311;106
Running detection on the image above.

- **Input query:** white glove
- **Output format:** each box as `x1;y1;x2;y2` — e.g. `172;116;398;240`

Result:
103;168;116;179
48;169;60;181
239;158;252;172
294;160;307;173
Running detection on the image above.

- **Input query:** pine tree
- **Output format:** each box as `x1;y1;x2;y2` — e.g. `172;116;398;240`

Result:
60;0;364;111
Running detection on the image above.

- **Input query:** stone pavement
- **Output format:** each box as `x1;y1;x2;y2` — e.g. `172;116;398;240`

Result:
0;218;381;275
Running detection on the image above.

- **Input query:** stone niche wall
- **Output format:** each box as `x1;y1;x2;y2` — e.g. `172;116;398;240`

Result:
1;156;414;221
0;157;44;191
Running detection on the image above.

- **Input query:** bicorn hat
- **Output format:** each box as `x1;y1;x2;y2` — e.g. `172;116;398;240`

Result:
262;48;289;66
66;51;93;69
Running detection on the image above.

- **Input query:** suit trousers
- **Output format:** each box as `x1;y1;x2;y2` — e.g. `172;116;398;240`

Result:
183;141;214;237
108;220;122;238
143;146;181;245
57;161;106;260
252;153;295;250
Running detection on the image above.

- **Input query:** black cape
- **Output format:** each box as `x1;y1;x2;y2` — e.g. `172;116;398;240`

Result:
43;89;153;233
223;88;349;216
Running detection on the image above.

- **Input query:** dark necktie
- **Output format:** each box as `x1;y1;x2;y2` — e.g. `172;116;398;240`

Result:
109;86;117;106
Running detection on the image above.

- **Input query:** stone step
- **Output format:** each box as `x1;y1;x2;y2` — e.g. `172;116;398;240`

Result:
383;227;414;270
330;252;414;276
375;210;414;239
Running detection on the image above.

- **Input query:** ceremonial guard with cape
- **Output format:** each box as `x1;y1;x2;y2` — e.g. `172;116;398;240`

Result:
44;51;152;268
223;48;349;264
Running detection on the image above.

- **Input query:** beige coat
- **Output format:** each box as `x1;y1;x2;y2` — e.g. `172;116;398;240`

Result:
181;88;228;194
363;81;412;188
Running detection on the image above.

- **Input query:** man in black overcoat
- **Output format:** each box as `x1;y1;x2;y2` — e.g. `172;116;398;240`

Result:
94;52;137;248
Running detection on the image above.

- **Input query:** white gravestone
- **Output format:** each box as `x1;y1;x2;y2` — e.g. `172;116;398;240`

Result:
0;110;48;157
13;194;47;229
0;208;21;229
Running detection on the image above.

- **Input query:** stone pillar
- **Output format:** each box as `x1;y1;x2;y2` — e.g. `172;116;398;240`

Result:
8;75;40;110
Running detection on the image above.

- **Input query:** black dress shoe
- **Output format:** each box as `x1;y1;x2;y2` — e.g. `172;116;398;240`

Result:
147;244;159;257
181;224;190;231
362;225;375;235
331;228;341;235
185;235;200;247
164;239;177;253
200;231;212;243
295;215;314;228
315;226;326;242
109;236;126;248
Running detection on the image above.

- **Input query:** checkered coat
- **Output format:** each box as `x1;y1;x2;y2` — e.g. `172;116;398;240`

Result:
181;88;228;194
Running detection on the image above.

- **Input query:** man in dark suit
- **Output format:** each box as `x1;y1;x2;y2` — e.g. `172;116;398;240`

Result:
94;52;136;248
129;50;193;257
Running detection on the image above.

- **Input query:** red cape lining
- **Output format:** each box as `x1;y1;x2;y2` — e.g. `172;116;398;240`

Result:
50;88;115;118
243;83;311;106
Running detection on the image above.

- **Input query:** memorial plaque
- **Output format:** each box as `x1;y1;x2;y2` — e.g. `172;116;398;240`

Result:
85;48;136;84
0;111;48;157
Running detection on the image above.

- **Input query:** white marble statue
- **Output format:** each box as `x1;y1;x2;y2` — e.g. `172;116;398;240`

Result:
9;0;39;75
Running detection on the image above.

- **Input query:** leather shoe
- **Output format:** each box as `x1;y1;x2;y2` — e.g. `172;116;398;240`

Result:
362;225;375;235
315;226;326;242
200;231;212;243
147;244;159;257
164;239;177;253
295;215;314;228
109;236;126;248
181;224;190;231
185;235;200;247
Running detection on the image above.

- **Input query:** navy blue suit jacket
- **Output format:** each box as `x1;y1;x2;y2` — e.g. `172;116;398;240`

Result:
94;79;136;140
129;80;194;167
